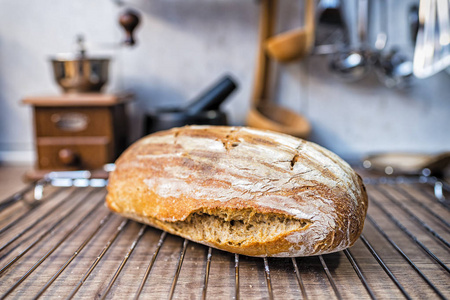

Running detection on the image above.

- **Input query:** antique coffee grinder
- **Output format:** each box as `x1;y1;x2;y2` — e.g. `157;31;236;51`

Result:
23;9;140;179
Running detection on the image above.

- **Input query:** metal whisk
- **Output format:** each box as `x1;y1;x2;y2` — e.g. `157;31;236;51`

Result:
413;0;450;78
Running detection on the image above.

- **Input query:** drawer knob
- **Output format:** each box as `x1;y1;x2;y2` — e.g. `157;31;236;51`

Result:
58;148;79;166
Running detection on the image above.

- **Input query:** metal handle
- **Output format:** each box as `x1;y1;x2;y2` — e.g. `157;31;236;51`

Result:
375;0;388;51
357;0;369;46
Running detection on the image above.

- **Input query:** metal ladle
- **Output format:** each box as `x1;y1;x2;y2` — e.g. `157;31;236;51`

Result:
313;0;349;55
374;0;414;88
376;48;414;89
329;0;371;81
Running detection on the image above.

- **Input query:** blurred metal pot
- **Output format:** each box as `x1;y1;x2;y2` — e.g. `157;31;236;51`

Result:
51;54;110;93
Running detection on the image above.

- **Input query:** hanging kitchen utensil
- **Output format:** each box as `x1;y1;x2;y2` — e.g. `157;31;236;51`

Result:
246;0;311;139
375;48;414;89
313;0;349;55
265;0;315;62
408;4;420;46
374;0;414;88
413;0;450;78
374;0;388;52
329;0;371;81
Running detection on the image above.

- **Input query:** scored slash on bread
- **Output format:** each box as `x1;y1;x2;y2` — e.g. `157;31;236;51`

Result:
106;126;368;257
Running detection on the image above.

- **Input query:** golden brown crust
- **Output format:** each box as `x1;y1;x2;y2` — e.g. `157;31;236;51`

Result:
106;125;368;257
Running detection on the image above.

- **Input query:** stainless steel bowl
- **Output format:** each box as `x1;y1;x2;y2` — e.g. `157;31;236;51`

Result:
51;55;110;93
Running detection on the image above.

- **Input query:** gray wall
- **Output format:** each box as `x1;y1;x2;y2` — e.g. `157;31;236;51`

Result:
0;0;449;164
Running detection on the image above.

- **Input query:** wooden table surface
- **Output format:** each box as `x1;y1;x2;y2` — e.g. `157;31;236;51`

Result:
0;165;30;196
0;165;449;299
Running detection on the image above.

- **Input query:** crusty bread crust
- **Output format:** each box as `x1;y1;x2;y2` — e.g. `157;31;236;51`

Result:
106;126;368;257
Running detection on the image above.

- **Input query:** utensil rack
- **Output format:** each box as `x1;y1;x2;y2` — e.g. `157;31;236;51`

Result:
0;174;449;299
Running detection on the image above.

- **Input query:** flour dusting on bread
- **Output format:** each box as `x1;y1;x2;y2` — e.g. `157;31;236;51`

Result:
106;125;368;257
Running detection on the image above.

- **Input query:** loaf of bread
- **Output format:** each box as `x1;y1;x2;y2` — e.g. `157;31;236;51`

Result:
106;126;368;257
